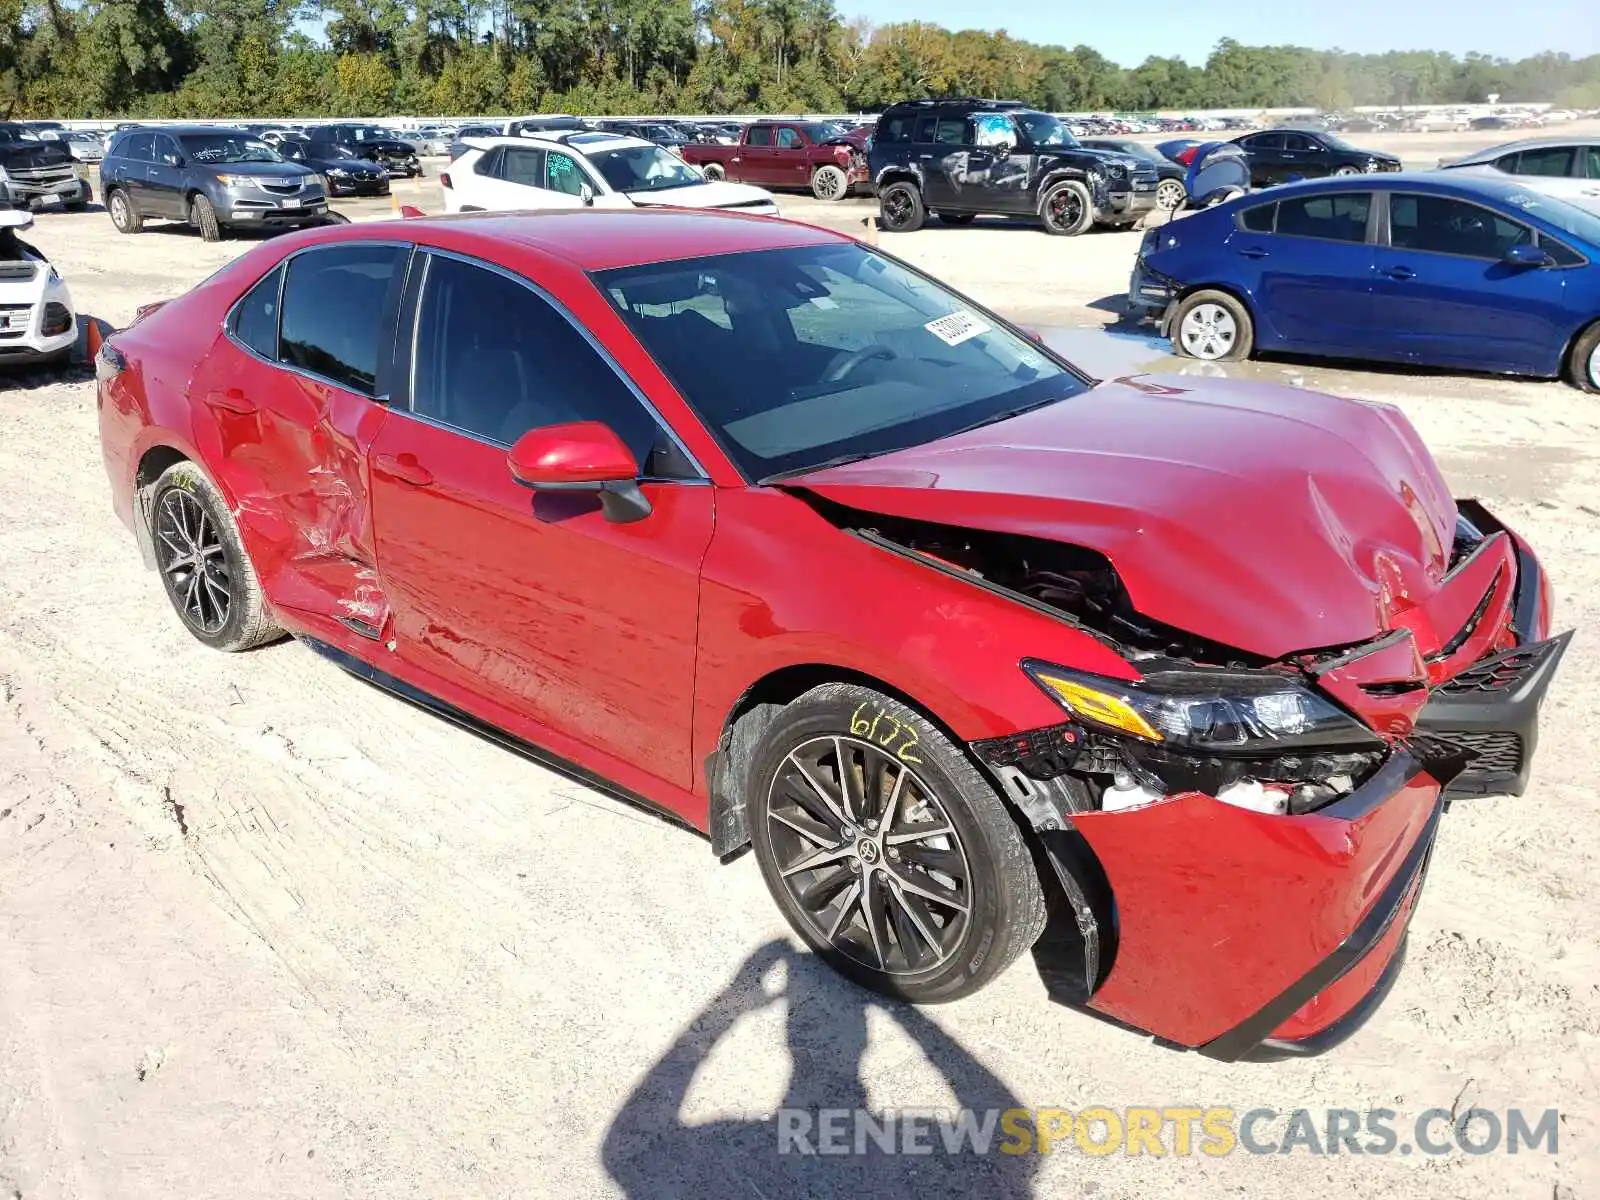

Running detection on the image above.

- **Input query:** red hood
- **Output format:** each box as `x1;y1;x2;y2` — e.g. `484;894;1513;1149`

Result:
789;375;1459;660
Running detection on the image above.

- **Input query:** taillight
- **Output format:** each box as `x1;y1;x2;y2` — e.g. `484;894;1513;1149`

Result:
1176;147;1198;166
440;172;452;189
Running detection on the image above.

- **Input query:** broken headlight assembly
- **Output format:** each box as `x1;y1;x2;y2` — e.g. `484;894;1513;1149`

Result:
995;659;1387;816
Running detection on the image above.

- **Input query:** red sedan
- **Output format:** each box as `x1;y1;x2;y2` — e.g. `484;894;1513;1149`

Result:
96;210;1568;1060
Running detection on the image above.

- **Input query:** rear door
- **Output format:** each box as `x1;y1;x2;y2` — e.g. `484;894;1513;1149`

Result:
367;251;714;788
186;242;411;633
1231;190;1377;352
1238;133;1286;185
145;133;187;217
114;132;155;212
1371;190;1571;374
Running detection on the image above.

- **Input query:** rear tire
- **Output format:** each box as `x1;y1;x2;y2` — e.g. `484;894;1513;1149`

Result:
746;683;1047;1004
107;187;142;234
191;193;222;242
811;164;848;201
1039;180;1094;236
701;163;726;182
1172;288;1255;362
1567;321;1600;394
1155;179;1186;210
877;181;925;232
149;461;284;652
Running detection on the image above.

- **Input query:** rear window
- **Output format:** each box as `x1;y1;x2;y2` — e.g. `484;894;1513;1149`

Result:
278;244;409;395
229;265;283;359
1273;193;1370;242
1514;146;1575;177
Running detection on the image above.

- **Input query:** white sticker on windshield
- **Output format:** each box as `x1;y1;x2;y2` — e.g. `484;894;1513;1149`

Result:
809;296;838;309
924;310;990;346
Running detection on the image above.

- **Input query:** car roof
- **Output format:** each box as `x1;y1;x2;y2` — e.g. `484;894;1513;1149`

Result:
464;132;653;155
284;208;852;273
1451;136;1600;162
1241;170;1580;208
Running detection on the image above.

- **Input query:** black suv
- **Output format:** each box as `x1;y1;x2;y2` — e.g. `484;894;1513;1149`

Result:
869;99;1157;235
302;124;422;177
1229;129;1402;187
101;126;327;241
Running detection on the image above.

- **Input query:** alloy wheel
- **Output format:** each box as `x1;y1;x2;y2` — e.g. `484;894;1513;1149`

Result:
1156;179;1185;210
110;193;130;228
765;735;972;976
1047;188;1083;230
882;188;912;226
1333;165;1362;176
814;167;845;200
1179;302;1238;360
155;489;231;634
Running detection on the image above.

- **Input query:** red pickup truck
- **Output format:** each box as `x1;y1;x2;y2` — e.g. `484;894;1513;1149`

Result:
681;121;869;202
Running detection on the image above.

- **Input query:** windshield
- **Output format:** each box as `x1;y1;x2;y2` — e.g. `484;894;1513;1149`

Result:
1016;111;1079;148
590;145;704;193
179;133;282;163
597;244;1086;480
0;126;42;144
1502;188;1600;245
348;126;392;143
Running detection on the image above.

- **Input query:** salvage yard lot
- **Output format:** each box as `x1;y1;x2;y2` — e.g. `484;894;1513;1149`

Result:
2;122;1598;1199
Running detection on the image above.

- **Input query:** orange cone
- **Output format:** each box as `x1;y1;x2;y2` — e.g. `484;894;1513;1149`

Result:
84;315;103;363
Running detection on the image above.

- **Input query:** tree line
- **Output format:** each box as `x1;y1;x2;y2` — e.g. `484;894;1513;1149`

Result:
4;0;1599;120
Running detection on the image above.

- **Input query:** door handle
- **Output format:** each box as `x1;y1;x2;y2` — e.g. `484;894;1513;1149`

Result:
204;386;255;414
374;452;434;487
1384;266;1416;281
1237;246;1270;259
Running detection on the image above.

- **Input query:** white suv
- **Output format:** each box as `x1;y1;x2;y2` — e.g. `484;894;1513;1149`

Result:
441;133;780;217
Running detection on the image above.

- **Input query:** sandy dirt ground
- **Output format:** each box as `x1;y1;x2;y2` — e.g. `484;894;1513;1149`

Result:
2;122;1598;1199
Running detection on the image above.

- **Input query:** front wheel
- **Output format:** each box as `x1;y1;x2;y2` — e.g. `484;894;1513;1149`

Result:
1567;321;1600;394
150;461;284;652
1039;180;1094;236
1172;289;1255;362
191;193;222;242
811;164;848;201
747;683;1047;1003
1333;165;1363;176
877;181;925;232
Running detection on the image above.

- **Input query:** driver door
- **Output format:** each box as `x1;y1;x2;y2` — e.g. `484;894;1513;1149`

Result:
368;251;715;789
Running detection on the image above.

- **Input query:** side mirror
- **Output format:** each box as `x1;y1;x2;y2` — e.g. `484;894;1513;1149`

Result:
994;141;1012;159
579;182;595;206
507;421;651;523
1503;243;1553;269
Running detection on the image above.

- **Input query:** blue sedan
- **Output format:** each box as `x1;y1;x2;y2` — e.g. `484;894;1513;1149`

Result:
1128;173;1600;392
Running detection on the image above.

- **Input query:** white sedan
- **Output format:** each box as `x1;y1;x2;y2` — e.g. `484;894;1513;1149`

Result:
1438;138;1600;215
441;133;780;217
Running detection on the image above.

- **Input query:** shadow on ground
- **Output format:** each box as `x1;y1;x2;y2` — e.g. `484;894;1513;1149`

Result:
603;940;1040;1198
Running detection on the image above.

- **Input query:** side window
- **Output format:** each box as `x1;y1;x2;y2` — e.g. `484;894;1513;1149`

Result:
1493;152;1521;173
230;265;283;359
545;151;586;195
1239;202;1276;232
1245;133;1285;151
1585;146;1600;179
154;135;182;166
913;117;936;144
1541;236;1582;267
499;146;545;187
411;255;687;475
1389;194;1533;258
933;118;968;146
472;147;502;177
973;114;1014;147
775;128;803;150
877;115;913;144
120;132;154;162
1282;134;1317;152
746;126;773;147
278;244;409;395
1515;146;1574;177
1273;192;1370;242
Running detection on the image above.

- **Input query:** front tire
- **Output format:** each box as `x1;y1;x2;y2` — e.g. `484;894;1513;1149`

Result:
877;181;925;232
747;683;1047;1004
150;462;284;652
107;187;143;234
811;164;848;201
1567;321;1600;394
1039;179;1094;236
1333;165;1362;176
191;193;222;242
1172;288;1255;362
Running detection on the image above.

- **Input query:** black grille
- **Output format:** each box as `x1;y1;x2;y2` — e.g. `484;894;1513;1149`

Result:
1437;639;1558;697
1442;730;1524;776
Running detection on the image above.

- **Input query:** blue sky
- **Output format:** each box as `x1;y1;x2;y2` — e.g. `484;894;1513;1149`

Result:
837;0;1600;67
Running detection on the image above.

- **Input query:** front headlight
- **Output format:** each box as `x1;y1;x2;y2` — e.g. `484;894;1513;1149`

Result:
1022;660;1379;754
214;174;254;187
327;167;349;177
1106;164;1127;180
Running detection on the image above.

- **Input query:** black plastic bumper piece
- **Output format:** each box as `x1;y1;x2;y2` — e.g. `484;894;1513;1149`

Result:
1414;629;1571;799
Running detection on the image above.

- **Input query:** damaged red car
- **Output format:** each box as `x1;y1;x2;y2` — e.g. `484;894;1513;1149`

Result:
97;210;1569;1060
